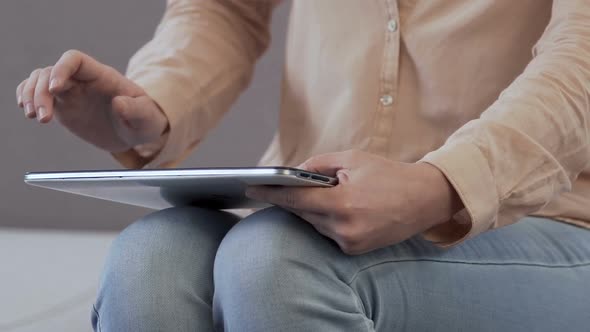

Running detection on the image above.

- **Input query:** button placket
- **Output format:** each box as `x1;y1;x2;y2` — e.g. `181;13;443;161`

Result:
368;0;401;155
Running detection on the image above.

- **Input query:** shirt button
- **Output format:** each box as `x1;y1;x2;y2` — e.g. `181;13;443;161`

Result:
380;94;393;106
387;19;398;32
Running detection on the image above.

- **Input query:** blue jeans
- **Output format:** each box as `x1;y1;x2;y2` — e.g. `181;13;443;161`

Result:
92;207;590;331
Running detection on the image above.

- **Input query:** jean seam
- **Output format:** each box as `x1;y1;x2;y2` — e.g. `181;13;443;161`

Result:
345;282;376;332
346;259;590;286
92;304;101;332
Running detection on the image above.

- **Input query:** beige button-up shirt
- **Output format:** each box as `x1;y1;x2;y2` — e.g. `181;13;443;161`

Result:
115;0;590;245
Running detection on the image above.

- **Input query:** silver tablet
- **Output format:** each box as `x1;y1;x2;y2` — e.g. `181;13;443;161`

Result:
24;167;338;210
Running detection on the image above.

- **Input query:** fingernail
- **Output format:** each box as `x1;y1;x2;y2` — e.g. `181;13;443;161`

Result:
37;107;47;121
17;96;22;106
25;103;35;118
49;78;59;91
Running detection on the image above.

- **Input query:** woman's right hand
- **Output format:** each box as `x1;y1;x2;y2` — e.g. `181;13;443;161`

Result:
16;50;169;153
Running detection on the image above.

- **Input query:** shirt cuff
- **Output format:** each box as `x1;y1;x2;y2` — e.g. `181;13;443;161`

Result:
111;74;195;169
419;141;500;246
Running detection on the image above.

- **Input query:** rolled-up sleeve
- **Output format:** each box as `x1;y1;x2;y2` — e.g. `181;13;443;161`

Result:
113;0;279;169
420;0;590;246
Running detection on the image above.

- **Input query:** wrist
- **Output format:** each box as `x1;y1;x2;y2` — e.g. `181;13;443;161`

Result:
415;162;464;227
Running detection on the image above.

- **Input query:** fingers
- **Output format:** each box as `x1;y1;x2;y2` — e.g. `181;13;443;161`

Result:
34;67;54;123
16;79;26;108
21;69;42;119
298;151;356;176
19;67;54;122
245;186;337;213
283;207;336;237
49;49;111;94
284;208;326;226
284;208;357;254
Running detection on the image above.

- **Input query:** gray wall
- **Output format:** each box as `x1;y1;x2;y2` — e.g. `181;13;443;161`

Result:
0;1;289;230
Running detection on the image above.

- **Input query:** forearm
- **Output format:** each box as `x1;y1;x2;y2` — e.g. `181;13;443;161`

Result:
421;0;590;245
116;0;278;168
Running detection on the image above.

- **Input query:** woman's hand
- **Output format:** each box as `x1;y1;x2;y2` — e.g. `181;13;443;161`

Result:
246;150;464;255
15;50;168;153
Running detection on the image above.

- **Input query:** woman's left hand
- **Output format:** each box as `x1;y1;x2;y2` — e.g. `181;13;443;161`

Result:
246;150;463;255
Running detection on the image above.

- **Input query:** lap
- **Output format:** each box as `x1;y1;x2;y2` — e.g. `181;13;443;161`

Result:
348;217;590;331
227;208;590;331
99;206;590;331
233;208;590;277
351;216;590;278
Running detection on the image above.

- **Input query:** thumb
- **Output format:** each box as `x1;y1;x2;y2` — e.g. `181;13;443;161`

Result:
298;152;349;177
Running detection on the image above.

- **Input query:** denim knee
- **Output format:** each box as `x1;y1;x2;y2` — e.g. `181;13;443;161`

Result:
212;207;355;330
93;207;238;331
214;207;339;282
